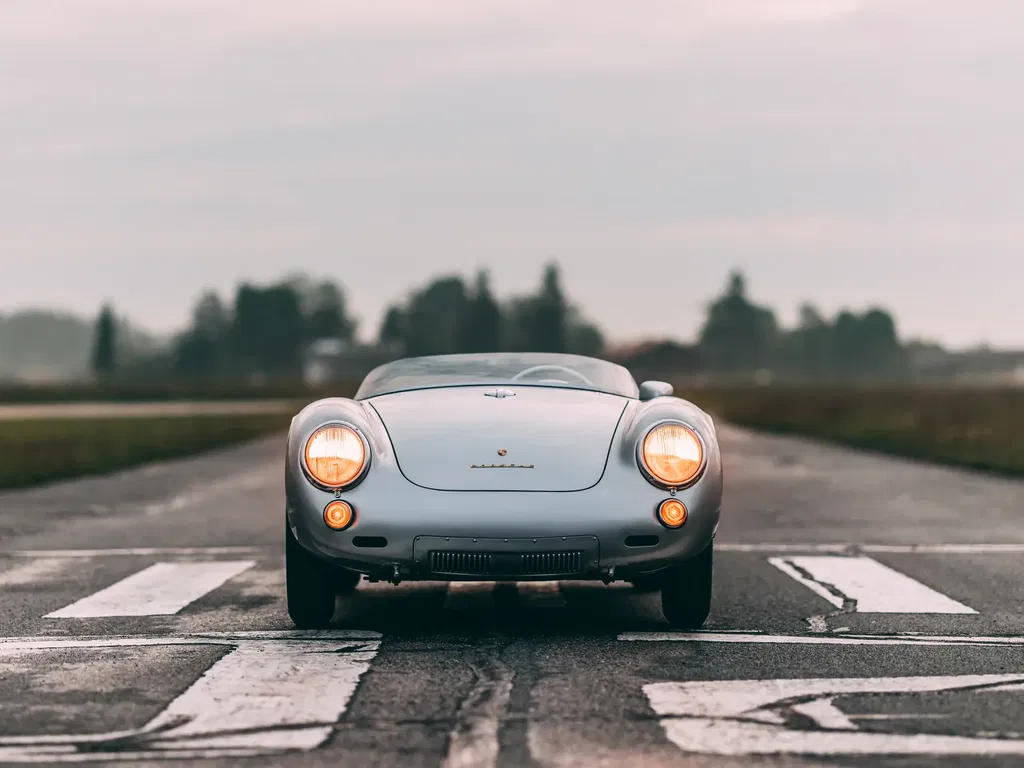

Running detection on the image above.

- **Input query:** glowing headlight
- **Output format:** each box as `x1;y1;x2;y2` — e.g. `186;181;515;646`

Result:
304;424;367;489
640;422;704;488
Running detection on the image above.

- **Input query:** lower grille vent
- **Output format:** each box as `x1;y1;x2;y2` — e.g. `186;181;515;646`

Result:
521;551;582;576
428;550;585;576
430;551;491;575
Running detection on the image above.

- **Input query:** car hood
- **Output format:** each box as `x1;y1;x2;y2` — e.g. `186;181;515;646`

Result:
367;386;629;491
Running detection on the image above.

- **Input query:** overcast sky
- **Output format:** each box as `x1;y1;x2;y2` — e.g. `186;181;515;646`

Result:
2;0;1022;348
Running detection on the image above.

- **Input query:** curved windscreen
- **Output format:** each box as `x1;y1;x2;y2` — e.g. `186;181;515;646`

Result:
355;353;639;399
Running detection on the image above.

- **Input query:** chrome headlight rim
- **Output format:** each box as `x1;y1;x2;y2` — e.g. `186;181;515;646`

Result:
635;418;708;491
301;421;372;492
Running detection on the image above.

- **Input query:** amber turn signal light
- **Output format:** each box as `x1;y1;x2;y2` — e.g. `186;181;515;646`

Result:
324;500;355;530
657;499;687;529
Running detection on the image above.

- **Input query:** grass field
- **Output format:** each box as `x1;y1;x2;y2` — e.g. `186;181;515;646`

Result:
0;412;294;490
1;382;1021;490
0;380;350;404
683;385;1024;478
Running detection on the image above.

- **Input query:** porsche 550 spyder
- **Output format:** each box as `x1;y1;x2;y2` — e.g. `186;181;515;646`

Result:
284;352;723;629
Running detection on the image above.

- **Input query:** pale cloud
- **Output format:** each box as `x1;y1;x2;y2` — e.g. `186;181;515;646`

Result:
0;0;1021;349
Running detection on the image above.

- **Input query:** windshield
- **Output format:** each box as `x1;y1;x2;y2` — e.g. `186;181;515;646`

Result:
355;352;639;399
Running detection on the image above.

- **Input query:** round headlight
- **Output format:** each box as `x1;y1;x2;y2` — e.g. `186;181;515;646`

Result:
640;422;704;487
304;424;367;489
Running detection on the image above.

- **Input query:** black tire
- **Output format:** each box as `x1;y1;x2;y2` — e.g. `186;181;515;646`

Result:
332;568;362;596
286;522;336;629
660;541;713;629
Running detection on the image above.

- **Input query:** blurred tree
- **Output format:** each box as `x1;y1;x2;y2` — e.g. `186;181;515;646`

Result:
378;305;406;351
91;304;117;377
402;276;469;357
784;302;832;380
229;282;305;378
174;291;229;377
564;305;605;357
566;321;604;357
527;263;568;353
460;270;502;353
831;307;905;379
304;280;357;342
697;271;779;375
498;296;535;352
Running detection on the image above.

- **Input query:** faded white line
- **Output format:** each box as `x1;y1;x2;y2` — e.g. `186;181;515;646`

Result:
143;467;277;516
0;629;381;654
5;547;268;558
717;543;1024;554
645;674;1024;756
144;639;377;751
0;748;265;763
0;557;69;587
0;631;380;761
618;632;1024;646
45;561;254;618
768;556;976;614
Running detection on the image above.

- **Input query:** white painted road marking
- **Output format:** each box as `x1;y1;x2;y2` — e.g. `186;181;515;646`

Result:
0;630;380;762
645;674;1024;756
143;638;377;751
45;561;255;618
5;547;267;558
0;557;69;587
618;631;1024;646
717;543;1024;553
768;555;977;613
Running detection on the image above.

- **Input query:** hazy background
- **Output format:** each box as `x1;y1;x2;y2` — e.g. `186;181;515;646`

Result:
2;0;1022;380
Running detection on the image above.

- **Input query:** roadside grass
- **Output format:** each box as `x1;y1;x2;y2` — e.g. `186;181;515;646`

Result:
0;413;295;490
0;380;348;404
682;385;1024;477
3;381;1023;488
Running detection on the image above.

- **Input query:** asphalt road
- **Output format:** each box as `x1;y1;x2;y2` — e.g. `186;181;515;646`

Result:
1;424;1023;767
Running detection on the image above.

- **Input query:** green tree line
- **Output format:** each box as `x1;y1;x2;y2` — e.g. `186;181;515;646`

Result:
90;265;910;383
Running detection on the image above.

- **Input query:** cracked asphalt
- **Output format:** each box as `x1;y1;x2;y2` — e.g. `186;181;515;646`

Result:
1;424;1023;766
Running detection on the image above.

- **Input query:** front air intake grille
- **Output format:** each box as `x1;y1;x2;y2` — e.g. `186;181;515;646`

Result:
521;551;582;576
430;551;492;575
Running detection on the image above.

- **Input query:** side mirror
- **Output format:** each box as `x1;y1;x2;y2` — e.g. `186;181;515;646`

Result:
638;380;674;401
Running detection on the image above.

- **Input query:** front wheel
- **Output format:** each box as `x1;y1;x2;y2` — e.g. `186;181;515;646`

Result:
286;522;336;629
660;542;713;629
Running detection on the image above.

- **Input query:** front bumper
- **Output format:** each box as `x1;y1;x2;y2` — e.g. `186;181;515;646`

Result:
287;479;721;583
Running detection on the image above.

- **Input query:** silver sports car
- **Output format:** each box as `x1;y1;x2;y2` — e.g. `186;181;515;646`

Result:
284;352;723;629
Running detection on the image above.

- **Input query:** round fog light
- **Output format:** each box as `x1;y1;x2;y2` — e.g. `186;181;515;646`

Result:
657;499;687;529
324;500;355;530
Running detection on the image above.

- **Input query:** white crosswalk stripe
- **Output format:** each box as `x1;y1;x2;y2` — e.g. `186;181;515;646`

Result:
768;555;977;614
44;561;256;618
0;547;995;622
